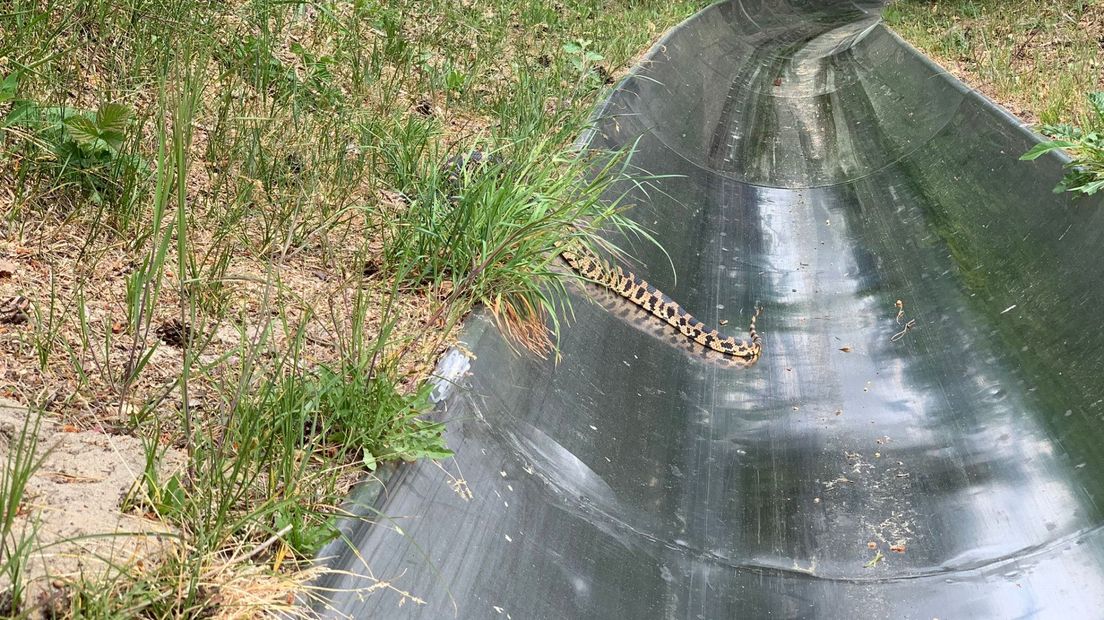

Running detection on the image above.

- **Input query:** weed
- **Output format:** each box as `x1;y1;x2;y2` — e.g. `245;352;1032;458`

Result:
289;42;345;111
563;39;607;87
1021;92;1104;195
6;99;146;208
27;272;62;371
384;136;653;353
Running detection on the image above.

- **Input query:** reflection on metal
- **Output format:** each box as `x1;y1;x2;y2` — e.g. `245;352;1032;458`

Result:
314;1;1104;617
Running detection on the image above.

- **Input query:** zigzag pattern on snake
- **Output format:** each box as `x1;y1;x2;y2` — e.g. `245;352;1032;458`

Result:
557;241;762;361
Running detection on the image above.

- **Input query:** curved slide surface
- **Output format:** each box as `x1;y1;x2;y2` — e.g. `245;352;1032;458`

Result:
315;1;1104;617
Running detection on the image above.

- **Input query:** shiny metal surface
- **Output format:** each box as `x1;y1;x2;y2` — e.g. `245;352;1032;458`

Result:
315;1;1104;617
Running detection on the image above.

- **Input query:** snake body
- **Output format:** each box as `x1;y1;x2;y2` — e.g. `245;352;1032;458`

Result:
558;242;762;360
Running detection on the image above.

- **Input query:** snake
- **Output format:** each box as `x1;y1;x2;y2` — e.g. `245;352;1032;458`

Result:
445;150;762;361
558;241;762;361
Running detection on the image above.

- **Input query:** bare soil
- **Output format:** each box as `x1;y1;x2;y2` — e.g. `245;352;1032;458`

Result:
0;397;183;617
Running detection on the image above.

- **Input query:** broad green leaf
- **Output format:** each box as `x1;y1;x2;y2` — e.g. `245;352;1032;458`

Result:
95;102;132;133
52;139;84;163
1020;140;1075;161
63;115;102;147
150;472;186;515
388;419;453;461
0;71;19;103
99;129;126;151
415;444;453;460
3;101;37;127
1078;179;1104;195
1041;123;1080;141
1089;92;1104;121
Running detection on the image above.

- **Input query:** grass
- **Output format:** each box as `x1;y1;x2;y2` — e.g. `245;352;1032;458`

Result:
0;408;49;615
884;0;1102;127
885;0;1104;195
0;0;709;616
1021;92;1104;196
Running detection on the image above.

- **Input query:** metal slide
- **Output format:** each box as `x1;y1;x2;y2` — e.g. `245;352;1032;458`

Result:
315;1;1104;617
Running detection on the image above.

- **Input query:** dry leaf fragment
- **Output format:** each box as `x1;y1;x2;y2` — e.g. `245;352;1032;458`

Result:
890;544;906;553
0;260;15;279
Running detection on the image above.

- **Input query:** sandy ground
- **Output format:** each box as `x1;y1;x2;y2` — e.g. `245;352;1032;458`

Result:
0;397;183;615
